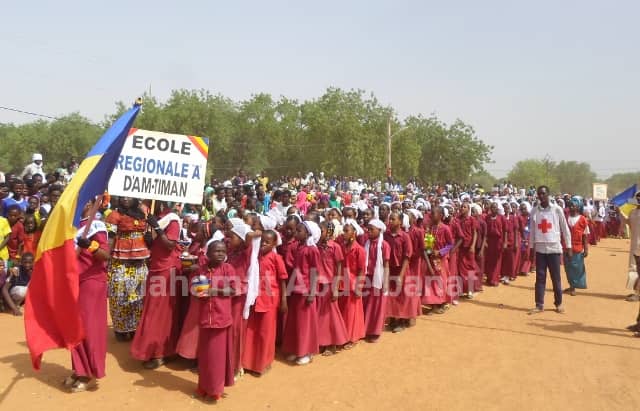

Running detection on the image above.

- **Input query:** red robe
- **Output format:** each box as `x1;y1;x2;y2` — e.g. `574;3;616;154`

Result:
474;216;487;288
226;245;251;373
422;223;453;305
518;215;532;274
316;241;348;347
384;229;416;319
485;214;505;286
281;245;320;357
457;216;480;293
363;237;390;337
130;220;181;361
339;241;366;343
70;226;108;379
501;216;517;280
243;251;287;373
197;263;235;398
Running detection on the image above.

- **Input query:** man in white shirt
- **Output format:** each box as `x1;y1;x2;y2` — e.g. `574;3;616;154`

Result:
528;185;572;314
21;153;45;179
212;187;227;214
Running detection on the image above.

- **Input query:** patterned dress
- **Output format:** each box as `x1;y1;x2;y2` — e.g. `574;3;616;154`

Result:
105;211;150;334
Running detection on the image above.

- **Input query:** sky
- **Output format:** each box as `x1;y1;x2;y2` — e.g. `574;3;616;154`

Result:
1;0;639;179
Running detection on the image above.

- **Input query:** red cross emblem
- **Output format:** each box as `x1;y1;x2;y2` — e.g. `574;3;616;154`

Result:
538;219;552;233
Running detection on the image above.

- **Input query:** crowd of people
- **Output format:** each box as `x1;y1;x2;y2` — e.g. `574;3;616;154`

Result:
1;158;639;401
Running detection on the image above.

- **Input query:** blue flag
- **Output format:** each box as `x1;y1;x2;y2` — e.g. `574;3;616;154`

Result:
611;184;637;207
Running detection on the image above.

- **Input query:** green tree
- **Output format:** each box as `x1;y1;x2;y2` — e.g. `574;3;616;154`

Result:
605;172;640;197
507;158;559;191
552;161;596;196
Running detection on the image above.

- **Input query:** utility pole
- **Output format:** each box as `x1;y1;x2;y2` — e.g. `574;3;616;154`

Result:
387;116;392;178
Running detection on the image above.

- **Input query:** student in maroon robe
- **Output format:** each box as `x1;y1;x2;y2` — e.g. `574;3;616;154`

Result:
276;214;300;345
282;221;320;365
363;219;390;341
471;203;487;289
456;203;480;299
339;220;366;348
385;211;414;333
243;230;287;375
485;202;506;286
423;207;454;314
511;202;523;278
518;202;533;275
500;203;517;284
406;209;425;318
195;240;235;402
316;221;348;355
225;218;255;378
131;202;181;369
64;200;110;393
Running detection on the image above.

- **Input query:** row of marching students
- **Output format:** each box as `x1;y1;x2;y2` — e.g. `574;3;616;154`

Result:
182;203;518;400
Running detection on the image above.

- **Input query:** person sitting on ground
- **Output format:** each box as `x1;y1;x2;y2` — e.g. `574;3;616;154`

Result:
2;252;34;316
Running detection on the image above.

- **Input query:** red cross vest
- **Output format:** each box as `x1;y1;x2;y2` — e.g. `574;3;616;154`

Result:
534;207;559;243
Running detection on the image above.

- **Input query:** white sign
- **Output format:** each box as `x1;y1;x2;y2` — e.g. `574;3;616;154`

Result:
108;129;209;204
593;183;607;201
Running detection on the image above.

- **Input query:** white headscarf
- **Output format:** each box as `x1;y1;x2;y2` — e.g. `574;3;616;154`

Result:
407;208;423;221
402;213;411;231
302;221;321;246
260;214;282;246
366;219;386;290
343;218;364;236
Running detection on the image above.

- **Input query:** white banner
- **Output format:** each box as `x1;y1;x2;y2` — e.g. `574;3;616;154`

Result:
108;129;209;204
592;183;607;201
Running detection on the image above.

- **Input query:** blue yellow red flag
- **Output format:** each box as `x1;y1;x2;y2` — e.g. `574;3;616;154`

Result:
24;103;141;369
611;184;638;217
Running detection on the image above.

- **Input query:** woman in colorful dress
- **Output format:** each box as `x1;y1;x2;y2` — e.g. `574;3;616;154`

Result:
105;197;150;341
564;197;589;296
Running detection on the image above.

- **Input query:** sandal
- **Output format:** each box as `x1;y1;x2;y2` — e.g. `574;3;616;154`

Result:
142;358;165;370
342;342;356;350
70;378;95;393
62;374;78;388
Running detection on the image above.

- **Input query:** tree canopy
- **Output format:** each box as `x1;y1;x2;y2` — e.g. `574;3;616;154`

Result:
1;88;493;183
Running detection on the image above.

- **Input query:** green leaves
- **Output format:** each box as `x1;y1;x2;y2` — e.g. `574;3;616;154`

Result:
0;88;493;183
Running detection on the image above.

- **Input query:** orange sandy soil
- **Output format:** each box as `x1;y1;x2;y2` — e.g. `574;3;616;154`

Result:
1;238;639;411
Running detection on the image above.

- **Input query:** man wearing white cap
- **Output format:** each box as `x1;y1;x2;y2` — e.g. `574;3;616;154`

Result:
22;153;45;179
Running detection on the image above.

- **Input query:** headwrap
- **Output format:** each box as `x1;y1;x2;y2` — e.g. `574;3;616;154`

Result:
158;212;181;230
331;218;343;239
343;218;364;236
570;196;583;214
205;230;225;249
470;203;483;216
407;209;423;221
230;219;251;242
260;214;282;246
365;219;386;290
302;221;321;246
521;201;532;213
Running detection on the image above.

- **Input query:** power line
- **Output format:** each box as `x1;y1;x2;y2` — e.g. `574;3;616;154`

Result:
0;105;60;121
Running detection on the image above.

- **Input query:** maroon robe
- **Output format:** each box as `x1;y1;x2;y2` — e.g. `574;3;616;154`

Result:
474;216;487;288
501;216;517;280
485;214;505;286
316;241;348;347
339;241;366;343
131;220;181;361
281;245;320;357
457;216;481;293
243;252;287;373
71;226;108;379
197;263;235;398
422;223;453;305
518;215;532;274
363;237;390;337
384;229;416;319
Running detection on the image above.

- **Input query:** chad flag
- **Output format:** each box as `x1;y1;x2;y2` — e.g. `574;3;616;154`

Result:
611;183;638;217
25;103;141;369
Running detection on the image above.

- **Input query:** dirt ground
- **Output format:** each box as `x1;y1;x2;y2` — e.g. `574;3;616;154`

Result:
1;237;639;411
